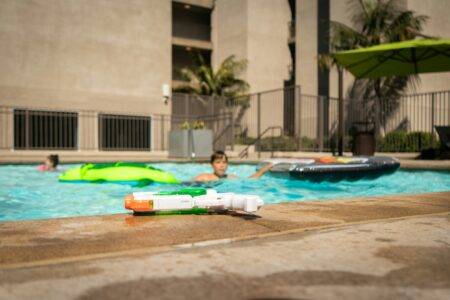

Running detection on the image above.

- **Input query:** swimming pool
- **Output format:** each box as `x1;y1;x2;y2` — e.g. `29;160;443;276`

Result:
1;163;450;222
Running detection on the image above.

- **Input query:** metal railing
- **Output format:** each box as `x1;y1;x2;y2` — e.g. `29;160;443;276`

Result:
0;107;233;152
238;126;283;159
98;113;152;151
11;109;78;150
172;87;450;154
1;88;448;154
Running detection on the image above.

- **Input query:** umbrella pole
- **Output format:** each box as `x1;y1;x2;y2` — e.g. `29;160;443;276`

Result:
338;67;344;156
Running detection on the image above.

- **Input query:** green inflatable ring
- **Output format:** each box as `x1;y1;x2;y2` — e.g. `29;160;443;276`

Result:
59;162;180;186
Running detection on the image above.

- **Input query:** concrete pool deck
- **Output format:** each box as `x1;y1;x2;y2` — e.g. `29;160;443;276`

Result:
1;191;449;299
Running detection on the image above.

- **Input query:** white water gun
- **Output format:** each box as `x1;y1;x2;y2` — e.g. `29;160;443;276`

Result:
125;188;263;214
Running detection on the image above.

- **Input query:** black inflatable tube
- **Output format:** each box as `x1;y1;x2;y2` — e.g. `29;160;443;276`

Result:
289;162;400;182
270;157;401;182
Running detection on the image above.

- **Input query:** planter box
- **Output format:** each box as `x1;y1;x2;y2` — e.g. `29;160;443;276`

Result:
169;129;213;158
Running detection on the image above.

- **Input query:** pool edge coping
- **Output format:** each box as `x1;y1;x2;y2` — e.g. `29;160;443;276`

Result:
1;190;449;269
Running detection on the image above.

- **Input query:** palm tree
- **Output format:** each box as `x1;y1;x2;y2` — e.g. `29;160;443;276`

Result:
173;53;251;142
174;53;249;97
322;0;430;134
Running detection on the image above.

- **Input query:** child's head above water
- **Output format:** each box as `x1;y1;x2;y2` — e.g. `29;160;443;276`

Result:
38;154;59;171
210;151;228;178
195;151;271;182
45;154;59;170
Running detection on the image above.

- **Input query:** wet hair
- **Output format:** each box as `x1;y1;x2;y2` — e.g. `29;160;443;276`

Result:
210;151;228;164
47;154;59;168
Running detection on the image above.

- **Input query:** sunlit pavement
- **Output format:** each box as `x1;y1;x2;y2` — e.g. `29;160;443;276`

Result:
1;192;449;300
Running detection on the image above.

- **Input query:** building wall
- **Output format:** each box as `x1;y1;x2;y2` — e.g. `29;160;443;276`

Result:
296;0;318;95
174;0;213;9
328;0;353;99
296;0;319;138
0;0;172;115
246;0;291;93
213;0;291;93
406;0;450;92
211;0;248;78
213;0;291;137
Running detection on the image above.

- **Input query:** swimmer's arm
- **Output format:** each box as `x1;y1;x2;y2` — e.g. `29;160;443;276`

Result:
249;163;273;179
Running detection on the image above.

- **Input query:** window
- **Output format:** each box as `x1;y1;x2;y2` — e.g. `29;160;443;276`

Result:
99;114;151;151
14;109;78;150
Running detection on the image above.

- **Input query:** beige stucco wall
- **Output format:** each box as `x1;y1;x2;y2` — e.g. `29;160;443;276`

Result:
213;0;291;93
296;0;319;138
213;0;291;137
174;0;213;9
246;0;291;93
0;0;172;115
211;0;248;77
327;1;353;100
296;0;318;96
405;0;450;92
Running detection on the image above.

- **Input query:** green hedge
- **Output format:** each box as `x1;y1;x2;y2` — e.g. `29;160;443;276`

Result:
236;135;318;151
257;135;298;151
377;131;436;152
299;136;317;150
235;136;257;145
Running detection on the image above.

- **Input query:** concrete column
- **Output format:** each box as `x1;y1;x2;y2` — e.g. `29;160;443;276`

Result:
0;107;13;150
78;111;98;151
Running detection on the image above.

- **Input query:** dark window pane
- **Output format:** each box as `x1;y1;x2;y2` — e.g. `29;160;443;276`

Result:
99;114;151;151
13;109;78;149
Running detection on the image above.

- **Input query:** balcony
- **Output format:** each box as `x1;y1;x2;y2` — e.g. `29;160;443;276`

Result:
172;2;211;42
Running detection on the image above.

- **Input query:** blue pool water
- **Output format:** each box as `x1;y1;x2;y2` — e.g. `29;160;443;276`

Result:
1;163;450;222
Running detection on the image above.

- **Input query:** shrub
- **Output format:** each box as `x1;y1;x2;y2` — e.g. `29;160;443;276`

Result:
179;120;205;130
257;135;298;151
377;131;436;152
377;131;408;152
235;136;257;145
235;135;316;151
406;131;435;151
299;136;317;150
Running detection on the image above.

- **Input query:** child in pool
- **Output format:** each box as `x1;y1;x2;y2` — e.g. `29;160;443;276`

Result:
194;151;273;182
38;154;59;171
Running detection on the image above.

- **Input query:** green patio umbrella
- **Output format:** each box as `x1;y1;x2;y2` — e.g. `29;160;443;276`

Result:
331;39;450;155
333;39;450;79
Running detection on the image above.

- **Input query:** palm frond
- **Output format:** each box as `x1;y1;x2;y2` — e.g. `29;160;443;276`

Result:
330;21;367;50
386;11;429;41
173;53;249;97
333;0;430;134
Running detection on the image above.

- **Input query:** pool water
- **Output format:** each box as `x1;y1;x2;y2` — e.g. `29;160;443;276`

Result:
1;163;450;222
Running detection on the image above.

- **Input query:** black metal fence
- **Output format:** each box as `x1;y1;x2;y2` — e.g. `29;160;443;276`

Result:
13;109;78;150
98;114;152;151
172;87;450;154
1;88;448;154
0;107;233;152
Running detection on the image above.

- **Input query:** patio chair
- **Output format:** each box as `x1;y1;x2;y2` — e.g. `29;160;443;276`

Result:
435;126;450;159
435;126;450;150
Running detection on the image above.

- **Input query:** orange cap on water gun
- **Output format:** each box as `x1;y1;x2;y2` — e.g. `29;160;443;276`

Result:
124;194;154;212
